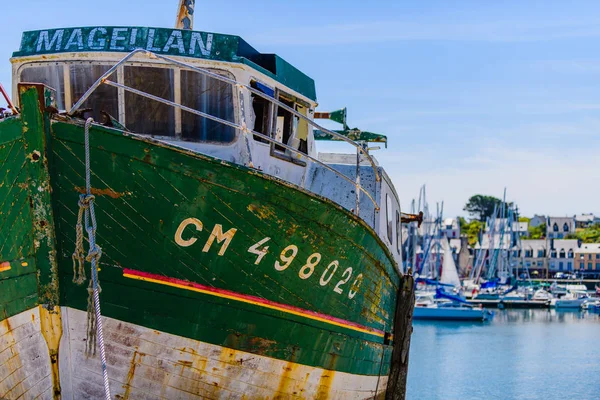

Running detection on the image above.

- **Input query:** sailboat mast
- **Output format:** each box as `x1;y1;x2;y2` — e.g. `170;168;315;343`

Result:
175;0;196;30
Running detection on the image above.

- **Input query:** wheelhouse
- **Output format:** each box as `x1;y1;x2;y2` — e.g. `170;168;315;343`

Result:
12;27;317;162
10;26;405;272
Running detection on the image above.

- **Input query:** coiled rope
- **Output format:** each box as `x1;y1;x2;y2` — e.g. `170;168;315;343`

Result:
72;118;112;400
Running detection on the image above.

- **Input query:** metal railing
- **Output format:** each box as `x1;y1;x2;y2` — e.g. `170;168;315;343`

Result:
69;49;380;214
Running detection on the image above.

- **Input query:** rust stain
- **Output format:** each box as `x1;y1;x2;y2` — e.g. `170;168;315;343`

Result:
74;186;130;199
275;361;304;399
247;203;277;220
39;306;62;398
248;336;278;354
2;317;12;333
123;350;144;400
316;369;336;400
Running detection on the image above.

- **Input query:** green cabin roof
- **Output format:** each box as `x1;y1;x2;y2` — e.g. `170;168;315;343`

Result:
13;26;317;101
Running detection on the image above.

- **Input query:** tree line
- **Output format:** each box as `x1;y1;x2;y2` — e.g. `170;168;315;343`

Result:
459;194;600;245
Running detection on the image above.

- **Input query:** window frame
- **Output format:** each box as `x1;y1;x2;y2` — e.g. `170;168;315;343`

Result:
18;60;241;144
396;210;402;255
178;67;239;144
267;87;310;167
386;194;393;245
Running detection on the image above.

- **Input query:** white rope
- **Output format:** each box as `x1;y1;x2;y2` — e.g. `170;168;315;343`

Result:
73;118;111;400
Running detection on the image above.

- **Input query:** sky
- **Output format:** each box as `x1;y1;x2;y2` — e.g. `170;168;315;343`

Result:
2;0;600;218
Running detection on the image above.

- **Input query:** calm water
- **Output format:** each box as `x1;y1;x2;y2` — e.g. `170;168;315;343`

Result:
407;309;600;400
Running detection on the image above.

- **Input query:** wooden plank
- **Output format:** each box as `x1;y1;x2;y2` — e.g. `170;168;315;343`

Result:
385;274;415;400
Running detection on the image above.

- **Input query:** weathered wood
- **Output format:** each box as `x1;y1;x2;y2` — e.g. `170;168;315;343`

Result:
385;273;415;400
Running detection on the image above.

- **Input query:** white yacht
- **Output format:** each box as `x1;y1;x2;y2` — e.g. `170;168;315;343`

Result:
552;290;594;309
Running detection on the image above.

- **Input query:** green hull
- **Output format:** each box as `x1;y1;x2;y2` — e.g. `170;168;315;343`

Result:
1;85;402;397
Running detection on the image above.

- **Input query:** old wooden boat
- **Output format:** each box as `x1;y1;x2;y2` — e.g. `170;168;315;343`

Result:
0;2;411;398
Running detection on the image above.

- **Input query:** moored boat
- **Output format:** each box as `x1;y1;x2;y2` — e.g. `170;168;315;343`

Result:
0;2;413;398
413;292;491;321
552;290;593;309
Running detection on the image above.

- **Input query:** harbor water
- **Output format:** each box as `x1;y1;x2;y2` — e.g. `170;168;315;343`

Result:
407;309;600;400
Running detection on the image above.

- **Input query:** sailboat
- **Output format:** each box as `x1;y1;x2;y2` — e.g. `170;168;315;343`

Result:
0;2;413;398
413;229;491;321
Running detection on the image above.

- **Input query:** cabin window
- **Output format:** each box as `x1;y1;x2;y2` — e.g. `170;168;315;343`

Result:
386;194;393;243
270;89;310;162
71;64;118;122
251;81;274;143
20;65;65;109
295;104;309;154
124;66;175;136
181;70;236;143
274;96;295;153
396;210;401;254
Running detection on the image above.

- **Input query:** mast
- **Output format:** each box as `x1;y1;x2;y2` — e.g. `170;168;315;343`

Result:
175;0;196;30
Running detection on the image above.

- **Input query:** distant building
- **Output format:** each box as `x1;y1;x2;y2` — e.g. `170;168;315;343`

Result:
548;239;578;273
517;222;529;238
575;213;595;229
443;218;460;239
530;215;546;228
546;217;575;239
574;243;600;278
517;239;547;277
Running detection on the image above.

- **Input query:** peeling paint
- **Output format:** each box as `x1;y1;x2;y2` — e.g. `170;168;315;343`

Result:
0;261;11;272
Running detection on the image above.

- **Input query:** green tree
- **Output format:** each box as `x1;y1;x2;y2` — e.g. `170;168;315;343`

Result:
458;216;468;235
519;216;530;223
577;224;600;243
528;224;545;239
465;220;483;247
463;195;509;222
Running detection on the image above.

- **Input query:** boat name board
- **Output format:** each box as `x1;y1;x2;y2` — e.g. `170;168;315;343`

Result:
14;27;240;61
174;217;364;300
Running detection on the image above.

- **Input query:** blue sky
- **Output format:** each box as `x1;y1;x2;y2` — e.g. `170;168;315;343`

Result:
2;0;600;218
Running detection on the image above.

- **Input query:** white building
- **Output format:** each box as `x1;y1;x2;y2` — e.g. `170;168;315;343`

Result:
443;218;460;239
530;215;546;228
548;239;578;273
575;213;595;228
546;217;575;240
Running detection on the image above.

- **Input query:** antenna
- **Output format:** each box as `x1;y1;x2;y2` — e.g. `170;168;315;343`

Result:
176;0;196;30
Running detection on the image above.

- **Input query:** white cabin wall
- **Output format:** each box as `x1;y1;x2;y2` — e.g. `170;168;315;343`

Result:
378;170;404;273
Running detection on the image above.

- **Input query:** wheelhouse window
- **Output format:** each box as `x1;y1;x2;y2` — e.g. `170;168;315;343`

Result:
250;82;310;162
396;211;401;254
125;66;175;136
251;81;274;143
18;62;238;144
386;194;393;244
20;65;65;109
272;92;309;159
71;64;118;122
274;96;295;153
181;69;236;143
